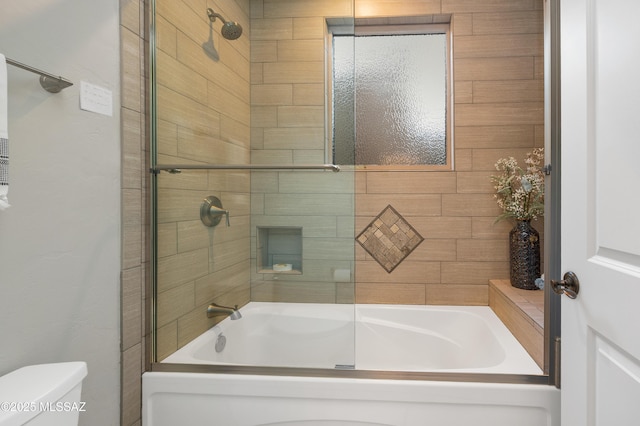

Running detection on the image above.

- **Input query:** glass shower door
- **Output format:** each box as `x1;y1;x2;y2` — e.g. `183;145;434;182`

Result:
151;0;356;370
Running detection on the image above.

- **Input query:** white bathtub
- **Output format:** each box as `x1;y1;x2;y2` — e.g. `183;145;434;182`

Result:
144;302;559;426
162;302;541;374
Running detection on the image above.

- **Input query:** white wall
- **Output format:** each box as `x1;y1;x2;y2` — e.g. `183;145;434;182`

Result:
0;1;121;424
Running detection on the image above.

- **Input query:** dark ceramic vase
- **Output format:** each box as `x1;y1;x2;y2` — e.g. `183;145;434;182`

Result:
509;220;541;290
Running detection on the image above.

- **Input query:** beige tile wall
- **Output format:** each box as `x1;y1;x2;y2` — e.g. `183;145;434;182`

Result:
249;0;356;304
248;0;544;305
353;0;544;304
154;0;252;361
120;0;147;424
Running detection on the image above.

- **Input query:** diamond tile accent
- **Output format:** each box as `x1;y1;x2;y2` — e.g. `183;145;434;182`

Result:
356;205;424;273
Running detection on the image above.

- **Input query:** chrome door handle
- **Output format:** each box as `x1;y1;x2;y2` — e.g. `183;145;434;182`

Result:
551;271;580;299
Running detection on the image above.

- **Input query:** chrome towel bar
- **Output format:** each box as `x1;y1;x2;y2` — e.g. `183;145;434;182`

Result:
5;57;73;93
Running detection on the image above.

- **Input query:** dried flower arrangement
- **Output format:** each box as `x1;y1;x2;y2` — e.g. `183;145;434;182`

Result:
491;148;545;223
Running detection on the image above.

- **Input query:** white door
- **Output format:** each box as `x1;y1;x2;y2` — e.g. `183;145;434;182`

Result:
560;0;640;424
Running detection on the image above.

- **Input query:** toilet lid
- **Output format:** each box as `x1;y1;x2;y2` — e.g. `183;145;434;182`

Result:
0;362;87;424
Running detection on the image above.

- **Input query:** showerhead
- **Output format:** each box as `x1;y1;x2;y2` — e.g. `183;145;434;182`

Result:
207;8;243;40
221;21;243;40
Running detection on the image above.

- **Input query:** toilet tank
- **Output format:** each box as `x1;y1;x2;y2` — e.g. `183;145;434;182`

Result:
0;362;87;426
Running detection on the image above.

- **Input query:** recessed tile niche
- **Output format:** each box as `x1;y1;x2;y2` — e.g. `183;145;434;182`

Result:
257;227;303;274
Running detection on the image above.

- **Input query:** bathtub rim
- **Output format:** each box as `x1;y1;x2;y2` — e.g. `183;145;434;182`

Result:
150;362;551;386
163;303;540;373
155;302;547;383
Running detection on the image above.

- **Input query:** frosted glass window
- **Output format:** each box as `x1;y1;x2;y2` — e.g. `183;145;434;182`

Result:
333;33;449;166
333;35;356;165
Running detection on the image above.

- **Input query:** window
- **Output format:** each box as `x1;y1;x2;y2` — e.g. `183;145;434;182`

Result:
330;22;453;169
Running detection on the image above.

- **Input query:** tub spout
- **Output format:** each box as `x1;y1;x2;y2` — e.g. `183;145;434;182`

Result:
207;303;242;320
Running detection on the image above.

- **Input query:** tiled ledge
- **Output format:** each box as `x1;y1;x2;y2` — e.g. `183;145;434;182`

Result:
489;279;544;369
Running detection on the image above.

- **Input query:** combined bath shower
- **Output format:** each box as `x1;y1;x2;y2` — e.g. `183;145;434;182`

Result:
206;8;243;40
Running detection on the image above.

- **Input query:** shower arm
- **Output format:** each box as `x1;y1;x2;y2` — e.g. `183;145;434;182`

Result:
207;8;227;24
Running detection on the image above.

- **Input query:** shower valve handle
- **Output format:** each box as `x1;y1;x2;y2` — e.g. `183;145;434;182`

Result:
209;206;230;226
200;195;230;227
